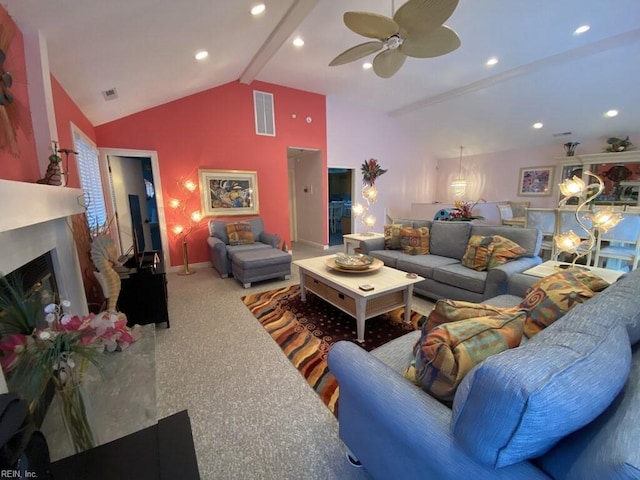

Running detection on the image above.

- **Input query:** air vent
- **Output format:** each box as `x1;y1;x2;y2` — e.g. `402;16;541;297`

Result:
102;88;119;101
253;90;275;136
552;131;572;137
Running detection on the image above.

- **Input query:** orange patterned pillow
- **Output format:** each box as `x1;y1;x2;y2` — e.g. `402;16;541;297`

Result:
400;227;430;255
461;235;495;271
487;235;526;269
520;270;596;338
226;222;255;246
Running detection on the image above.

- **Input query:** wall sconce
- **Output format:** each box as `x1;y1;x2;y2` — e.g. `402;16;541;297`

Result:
555;171;623;265
450;146;467;197
169;177;203;275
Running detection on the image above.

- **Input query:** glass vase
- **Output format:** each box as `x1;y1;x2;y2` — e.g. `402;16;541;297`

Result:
56;380;96;454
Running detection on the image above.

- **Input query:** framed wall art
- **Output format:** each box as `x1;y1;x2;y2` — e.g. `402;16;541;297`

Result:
518;166;554;196
198;169;259;216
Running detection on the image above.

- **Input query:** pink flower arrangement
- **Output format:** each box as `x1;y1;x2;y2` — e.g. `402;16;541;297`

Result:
0;304;140;374
449;199;486;221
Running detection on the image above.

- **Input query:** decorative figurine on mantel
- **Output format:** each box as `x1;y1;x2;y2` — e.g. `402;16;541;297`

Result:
37;140;63;186
563;141;580;157
604;136;635;153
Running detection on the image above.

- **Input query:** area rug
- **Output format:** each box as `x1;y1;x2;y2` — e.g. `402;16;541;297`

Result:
242;285;424;415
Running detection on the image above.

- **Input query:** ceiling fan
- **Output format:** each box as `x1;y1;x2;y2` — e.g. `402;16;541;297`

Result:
329;0;461;78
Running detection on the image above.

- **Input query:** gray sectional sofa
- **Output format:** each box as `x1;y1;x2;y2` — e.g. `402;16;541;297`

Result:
328;267;640;479
358;219;543;302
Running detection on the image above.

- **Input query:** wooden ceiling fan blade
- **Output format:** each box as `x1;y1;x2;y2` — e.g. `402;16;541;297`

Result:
344;11;399;39
329;41;384;66
394;0;459;36
401;25;461;58
372;49;406;78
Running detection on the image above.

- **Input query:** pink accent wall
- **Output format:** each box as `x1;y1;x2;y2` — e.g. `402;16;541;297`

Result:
96;80;327;267
0;6;39;182
50;75;97;188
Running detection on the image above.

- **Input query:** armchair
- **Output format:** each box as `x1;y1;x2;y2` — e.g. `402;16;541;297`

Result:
206;218;280;278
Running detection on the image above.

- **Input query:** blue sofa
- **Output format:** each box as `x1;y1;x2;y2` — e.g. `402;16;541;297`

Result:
358;219;543;302
328;267;640;479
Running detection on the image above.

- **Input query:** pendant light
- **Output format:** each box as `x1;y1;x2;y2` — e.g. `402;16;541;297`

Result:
451;145;467;197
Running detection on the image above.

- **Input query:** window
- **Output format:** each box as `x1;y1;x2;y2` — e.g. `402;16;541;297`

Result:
253;90;275;136
73;127;107;234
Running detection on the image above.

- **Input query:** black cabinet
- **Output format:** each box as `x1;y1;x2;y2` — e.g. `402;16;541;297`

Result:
117;263;169;328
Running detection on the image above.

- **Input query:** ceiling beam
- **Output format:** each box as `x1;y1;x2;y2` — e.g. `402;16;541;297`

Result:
240;0;320;85
390;28;640;117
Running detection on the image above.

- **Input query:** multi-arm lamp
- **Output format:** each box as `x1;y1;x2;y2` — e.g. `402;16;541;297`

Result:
352;158;386;234
169;178;203;275
351;185;379;233
554;171;622;266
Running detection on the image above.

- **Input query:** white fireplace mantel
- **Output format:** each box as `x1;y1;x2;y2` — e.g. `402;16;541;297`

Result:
0;179;86;233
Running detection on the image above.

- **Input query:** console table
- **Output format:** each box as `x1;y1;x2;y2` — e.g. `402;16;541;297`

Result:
118;262;170;327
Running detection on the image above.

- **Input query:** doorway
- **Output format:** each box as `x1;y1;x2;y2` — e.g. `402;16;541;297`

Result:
287;147;324;248
99;148;169;267
328;168;355;246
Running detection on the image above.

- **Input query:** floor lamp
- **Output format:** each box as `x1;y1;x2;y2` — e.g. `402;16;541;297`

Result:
170;178;203;276
555;171;622;265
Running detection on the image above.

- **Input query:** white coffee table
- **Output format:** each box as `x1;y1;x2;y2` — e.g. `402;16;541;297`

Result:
293;255;423;343
342;232;384;253
523;260;624;284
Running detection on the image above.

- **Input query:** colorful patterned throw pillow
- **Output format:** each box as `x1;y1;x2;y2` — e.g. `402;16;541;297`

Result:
384;224;405;250
226;222;255;246
422;299;521;334
520;270;597;338
400;227;430;255
487;235;526;269
461;235;496;271
406;311;526;403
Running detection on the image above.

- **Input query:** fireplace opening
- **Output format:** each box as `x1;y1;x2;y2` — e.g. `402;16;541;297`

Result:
1;250;60;426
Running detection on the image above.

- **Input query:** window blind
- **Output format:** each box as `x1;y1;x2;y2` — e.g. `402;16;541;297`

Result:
73;131;107;233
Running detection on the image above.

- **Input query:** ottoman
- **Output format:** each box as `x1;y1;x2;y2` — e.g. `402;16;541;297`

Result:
231;249;292;288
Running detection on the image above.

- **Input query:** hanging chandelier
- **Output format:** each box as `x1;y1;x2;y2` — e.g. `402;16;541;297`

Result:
451;146;467;197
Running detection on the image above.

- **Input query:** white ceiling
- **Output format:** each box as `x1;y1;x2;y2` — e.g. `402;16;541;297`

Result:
4;0;640;158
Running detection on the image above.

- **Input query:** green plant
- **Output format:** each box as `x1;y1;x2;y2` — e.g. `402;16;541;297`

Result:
360;158;387;186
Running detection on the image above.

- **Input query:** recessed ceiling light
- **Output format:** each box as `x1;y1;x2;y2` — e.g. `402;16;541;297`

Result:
362;62;373;70
605;109;619;118
251;4;265;16
574;25;590;35
533;122;544;129
293;37;304;47
195;50;208;61
486;57;499;66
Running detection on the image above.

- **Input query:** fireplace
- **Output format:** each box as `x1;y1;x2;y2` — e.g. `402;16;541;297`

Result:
0;179;87;393
2;251;59;326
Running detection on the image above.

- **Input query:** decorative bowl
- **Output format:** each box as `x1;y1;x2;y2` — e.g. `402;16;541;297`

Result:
333;253;374;270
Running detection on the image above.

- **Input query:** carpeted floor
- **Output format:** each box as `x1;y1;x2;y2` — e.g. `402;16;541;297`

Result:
242;284;423;414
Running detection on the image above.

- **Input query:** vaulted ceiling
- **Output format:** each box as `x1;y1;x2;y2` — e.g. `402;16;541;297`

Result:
5;0;640;158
